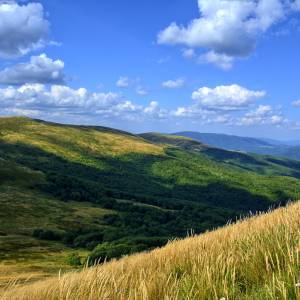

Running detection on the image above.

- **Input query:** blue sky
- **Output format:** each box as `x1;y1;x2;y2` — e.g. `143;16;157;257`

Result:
0;0;300;139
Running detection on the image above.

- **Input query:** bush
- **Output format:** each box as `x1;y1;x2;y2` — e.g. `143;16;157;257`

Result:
88;237;168;265
73;232;104;249
67;253;82;266
89;242;133;264
32;228;62;241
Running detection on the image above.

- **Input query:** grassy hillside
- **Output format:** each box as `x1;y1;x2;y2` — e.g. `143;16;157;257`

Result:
2;201;300;300
281;146;300;161
1;117;300;284
0;157;112;285
141;132;300;177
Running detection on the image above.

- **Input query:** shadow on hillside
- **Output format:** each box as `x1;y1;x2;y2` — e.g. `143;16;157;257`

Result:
266;157;300;176
202;148;300;178
203;147;268;166
0;140;293;212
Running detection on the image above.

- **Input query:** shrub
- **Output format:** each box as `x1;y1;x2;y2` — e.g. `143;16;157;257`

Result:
73;232;104;249
89;242;133;264
32;229;62;241
67;253;82;266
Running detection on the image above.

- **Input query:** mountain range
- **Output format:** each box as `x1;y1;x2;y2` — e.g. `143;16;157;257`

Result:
174;131;300;160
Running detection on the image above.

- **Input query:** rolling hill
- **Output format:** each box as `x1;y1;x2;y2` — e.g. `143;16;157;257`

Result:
175;131;300;160
1;117;300;284
141;132;300;177
2;200;300;299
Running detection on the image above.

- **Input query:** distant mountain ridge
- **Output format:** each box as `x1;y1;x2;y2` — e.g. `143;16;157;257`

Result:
174;131;300;160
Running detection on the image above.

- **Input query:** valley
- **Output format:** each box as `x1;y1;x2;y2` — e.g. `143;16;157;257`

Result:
1;117;300;287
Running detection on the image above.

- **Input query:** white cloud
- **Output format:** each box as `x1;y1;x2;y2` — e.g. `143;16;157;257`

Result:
182;48;196;59
144;101;167;119
158;0;294;67
0;2;49;58
215;115;232;124
0;83;168;122
191;84;266;111
144;101;159;114
136;86;148;96
0;83;124;112
0;82;293;129
116;77;148;96
171;101;285;127
116;76;131;88
169;84;268;125
239;105;284;125
270;115;284;124
292;99;300;106
162;78;185;89
171;105;211;120
0;54;66;85
199;51;234;70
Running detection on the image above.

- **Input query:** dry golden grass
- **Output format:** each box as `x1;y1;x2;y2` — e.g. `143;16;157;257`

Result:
1;202;300;300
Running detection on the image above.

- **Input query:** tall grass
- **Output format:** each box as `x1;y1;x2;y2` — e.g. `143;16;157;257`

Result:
1;202;300;300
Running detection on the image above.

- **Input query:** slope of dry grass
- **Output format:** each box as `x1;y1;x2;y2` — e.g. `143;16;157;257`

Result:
1;202;300;300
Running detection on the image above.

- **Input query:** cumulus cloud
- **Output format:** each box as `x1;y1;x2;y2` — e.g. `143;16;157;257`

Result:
116;77;148;96
136;86;148;96
191;84;266;111
144;101;168;119
0;83;168;122
292;99;300;106
162;78;185;89
116;76;131;88
0;83;125;112
168;84;268;125
0;54;66;85
171;105;234;125
270;115;284;124
171;105;212;120
0;82;290;128
0;2;50;58
199;51;234;70
171;102;285;127
214;114;232;124
158;0;297;67
239;105;284;125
